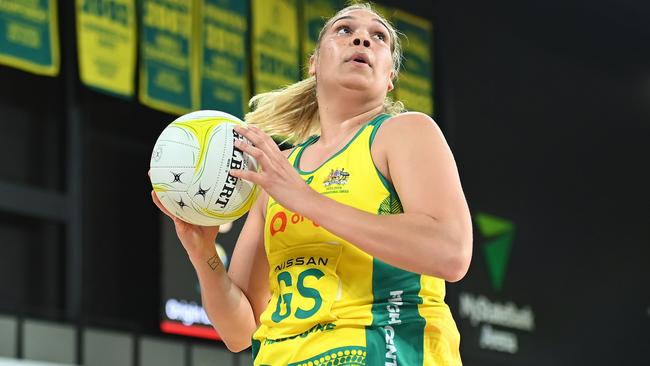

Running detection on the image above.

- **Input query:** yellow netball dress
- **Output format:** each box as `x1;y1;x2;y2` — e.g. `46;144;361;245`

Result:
251;114;462;365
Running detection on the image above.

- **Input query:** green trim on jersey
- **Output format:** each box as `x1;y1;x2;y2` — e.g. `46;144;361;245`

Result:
367;113;426;365
368;114;400;198
293;114;388;175
251;339;261;362
365;257;426;365
378;195;403;216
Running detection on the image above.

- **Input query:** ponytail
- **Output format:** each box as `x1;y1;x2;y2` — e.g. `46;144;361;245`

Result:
244;77;320;145
245;77;405;145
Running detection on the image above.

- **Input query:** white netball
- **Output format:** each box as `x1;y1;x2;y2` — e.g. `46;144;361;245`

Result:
150;110;258;226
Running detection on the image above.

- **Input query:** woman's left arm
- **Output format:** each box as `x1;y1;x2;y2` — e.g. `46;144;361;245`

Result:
231;114;472;281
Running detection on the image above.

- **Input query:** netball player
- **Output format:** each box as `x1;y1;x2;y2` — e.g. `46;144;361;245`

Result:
152;3;472;365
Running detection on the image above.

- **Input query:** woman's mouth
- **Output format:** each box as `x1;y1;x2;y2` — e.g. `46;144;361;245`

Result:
347;53;371;67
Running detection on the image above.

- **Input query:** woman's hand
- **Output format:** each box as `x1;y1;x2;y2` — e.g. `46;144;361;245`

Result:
150;189;219;263
230;125;315;215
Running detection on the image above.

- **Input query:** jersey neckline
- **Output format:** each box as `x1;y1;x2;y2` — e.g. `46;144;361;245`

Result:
293;114;389;175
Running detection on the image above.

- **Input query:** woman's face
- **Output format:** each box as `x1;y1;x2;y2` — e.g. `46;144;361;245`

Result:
310;10;395;98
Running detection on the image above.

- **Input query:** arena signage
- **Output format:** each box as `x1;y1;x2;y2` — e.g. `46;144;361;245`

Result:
456;213;537;355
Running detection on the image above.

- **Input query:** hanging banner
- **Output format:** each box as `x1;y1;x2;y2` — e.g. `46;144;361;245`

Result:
371;4;398;102
301;0;342;78
139;0;195;115
198;0;248;118
372;3;394;20
393;10;434;116
252;0;299;94
76;0;136;97
0;0;60;76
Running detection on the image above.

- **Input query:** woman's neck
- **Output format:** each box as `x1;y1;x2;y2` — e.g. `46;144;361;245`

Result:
315;92;385;147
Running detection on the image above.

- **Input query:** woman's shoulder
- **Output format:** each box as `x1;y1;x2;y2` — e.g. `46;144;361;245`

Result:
376;112;442;142
381;111;437;128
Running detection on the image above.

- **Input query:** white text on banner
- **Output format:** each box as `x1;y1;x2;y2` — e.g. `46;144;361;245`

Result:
393;10;434;116
198;0;248;117
0;0;60;76
139;0;195;115
252;0;299;94
76;0;136;97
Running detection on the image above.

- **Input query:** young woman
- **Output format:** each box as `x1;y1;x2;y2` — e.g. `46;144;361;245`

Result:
152;3;472;365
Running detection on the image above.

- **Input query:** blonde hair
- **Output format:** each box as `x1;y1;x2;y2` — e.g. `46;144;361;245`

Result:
245;2;405;145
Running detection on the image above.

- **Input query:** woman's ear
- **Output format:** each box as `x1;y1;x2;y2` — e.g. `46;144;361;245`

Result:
308;54;317;76
387;70;395;91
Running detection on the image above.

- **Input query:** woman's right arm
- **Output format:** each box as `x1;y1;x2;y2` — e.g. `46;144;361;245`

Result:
151;189;270;352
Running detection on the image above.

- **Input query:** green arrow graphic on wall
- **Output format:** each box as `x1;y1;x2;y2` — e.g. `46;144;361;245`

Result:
475;212;515;291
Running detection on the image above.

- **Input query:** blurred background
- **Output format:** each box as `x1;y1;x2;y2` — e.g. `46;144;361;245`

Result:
0;0;648;365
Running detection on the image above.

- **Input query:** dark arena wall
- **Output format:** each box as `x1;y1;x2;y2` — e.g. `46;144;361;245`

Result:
0;0;647;365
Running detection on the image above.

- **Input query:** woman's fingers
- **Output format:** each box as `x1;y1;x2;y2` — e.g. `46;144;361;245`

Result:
252;126;282;156
234;139;273;171
149;171;176;220
229;168;260;185
235;125;278;156
151;190;176;220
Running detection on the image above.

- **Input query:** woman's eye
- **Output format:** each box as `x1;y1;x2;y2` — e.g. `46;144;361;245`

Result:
373;33;386;41
336;26;351;35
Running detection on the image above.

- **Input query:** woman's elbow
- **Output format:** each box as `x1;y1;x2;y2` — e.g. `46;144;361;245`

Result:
444;258;469;283
219;328;254;353
443;234;473;283
223;338;252;353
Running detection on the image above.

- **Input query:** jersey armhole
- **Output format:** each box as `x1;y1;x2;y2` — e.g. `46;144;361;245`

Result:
368;115;399;198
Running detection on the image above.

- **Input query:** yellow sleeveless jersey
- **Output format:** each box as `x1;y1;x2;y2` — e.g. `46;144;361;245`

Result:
251;114;462;365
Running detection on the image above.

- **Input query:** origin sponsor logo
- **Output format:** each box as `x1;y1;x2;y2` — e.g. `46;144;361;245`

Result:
165;298;211;326
269;210;320;236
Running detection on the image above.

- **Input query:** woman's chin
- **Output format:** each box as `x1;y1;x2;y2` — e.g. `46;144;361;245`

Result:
317;73;383;95
335;76;377;92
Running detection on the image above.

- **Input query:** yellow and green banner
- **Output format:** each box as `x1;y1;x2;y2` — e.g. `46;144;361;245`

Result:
252;0;299;94
198;0;248;118
372;4;397;102
76;0;136;97
393;10;433;116
372;3;395;20
0;0;60;76
139;0;195;115
301;0;342;78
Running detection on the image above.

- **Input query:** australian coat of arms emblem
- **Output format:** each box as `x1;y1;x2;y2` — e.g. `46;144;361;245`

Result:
323;168;350;187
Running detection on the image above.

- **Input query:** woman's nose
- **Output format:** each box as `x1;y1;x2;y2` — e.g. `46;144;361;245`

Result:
353;38;371;47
